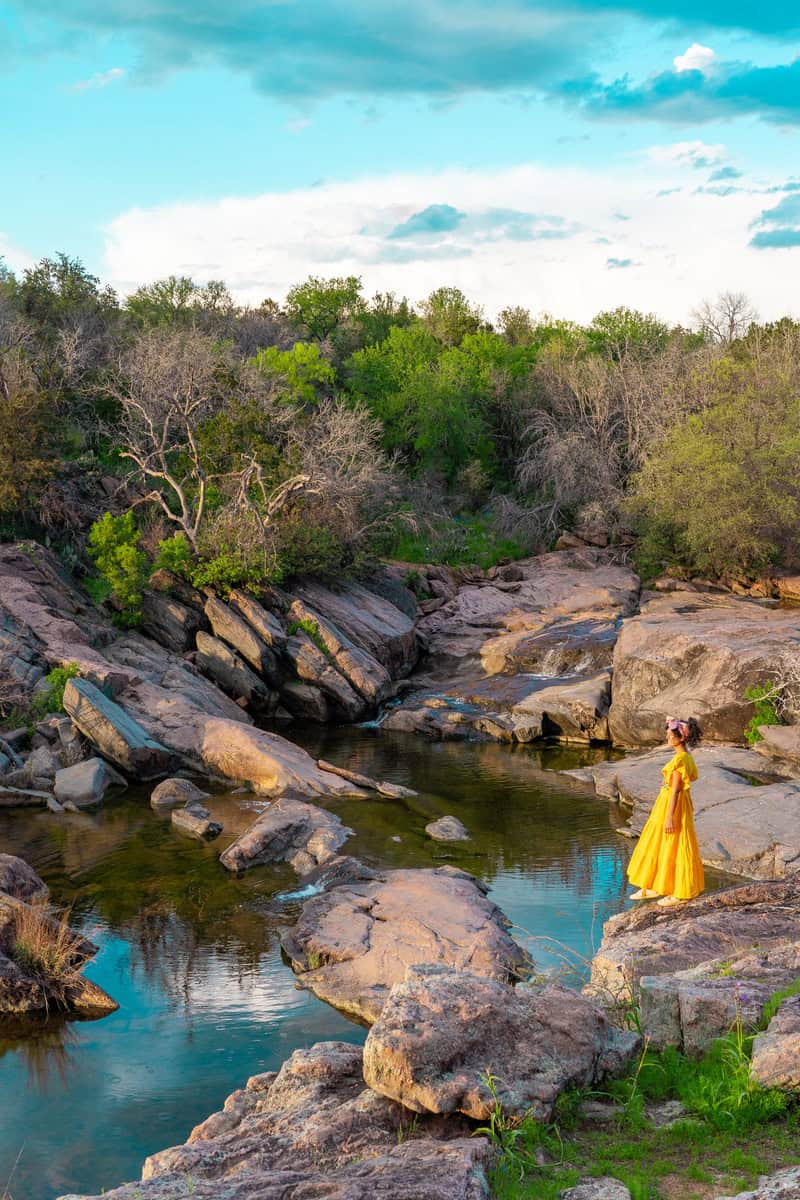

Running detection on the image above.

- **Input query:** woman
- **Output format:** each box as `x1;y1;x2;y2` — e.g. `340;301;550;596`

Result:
627;717;704;907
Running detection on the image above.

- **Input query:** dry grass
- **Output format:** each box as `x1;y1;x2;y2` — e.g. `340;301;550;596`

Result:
11;901;86;1006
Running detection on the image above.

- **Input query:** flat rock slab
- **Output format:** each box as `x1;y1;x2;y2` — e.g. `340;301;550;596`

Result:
57;1041;491;1200
425;816;470;842
284;632;365;720
220;797;353;875
293;578;418;677
590;746;800;879
64;679;173;780
608;592;800;746
750;996;800;1090
281;866;526;1023
195;631;275;710
363;964;640;1121
588;877;800;1005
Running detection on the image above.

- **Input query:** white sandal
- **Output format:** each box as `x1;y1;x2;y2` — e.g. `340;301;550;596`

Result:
630;889;660;900
657;895;683;907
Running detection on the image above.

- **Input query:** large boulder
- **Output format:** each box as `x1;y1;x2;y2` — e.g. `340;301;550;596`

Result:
589;746;800;879
0;854;48;902
363;964;640;1121
63;679;173;780
195;631;275;711
284;632;366;720
608;592;800;746
227;588;287;651
750;996;800;1091
140;591;204;653
219;797;353;874
293;578;418;677
587;877;800;1006
54;757;126;808
56;1042;492;1200
289;597;392;704
281;866;526;1023
203;594;281;684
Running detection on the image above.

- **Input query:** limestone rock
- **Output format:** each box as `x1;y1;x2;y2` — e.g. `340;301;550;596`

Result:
363;964;640;1120
150;777;211;811
425;815;470;842
284;632;365;720
0;854;48;902
293;578;418;677
63;678;172;779
195;631;275;711
590;746;800;879
220;797;352;874
289;597;392;704
281;866;525;1023
141;591;204;653
171;803;222;841
750;996;800;1090
56;1041;491;1200
203;594;281;683
54;758;126;808
608;592;800;746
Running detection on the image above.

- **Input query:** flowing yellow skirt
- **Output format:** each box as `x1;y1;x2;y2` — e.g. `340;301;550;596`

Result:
626;786;704;900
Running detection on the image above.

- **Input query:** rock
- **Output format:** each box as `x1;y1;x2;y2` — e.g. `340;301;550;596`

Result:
281;866;526;1023
293;578;418;677
294;855;381;893
715;1167;800;1200
284;633;366;720
141;591;204;653
608;592;800;746
0;784;54;808
588;877;800;1006
54;758;126;808
56;1041;491;1200
425;816;470;842
750;996;800;1090
228;589;287;651
364;571;418;620
220;797;353;874
0;854;48;902
645;1099;687;1128
318;758;380;790
363;964;640;1120
26;743;58;780
289;598;392;704
555;532;587;551
204;594;281;683
150;777;211;811
757;724;800;767
561;1180;630;1200
590;745;800;879
55;718;88;767
279;680;331;722
377;780;418;798
195;631;276;712
63;678;173;779
171;803;223;841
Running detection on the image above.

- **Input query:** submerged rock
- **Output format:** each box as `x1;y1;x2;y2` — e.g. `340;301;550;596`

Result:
220;797;353;875
425;816;470;842
363;964;640;1121
56;1041;491;1200
171;803;223;841
281;866;525;1023
150;777;211;811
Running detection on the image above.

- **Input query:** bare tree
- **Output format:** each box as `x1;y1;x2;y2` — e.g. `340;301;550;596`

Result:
692;291;758;345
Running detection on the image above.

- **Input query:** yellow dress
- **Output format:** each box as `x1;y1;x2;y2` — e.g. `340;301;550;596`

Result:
626;749;704;900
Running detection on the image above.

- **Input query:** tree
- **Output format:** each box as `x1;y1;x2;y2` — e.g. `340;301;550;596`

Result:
498;305;534;346
250;341;335;406
285;275;365;340
420;287;483;346
692;291;757;345
126;276;200;328
586;307;670;360
0;330;53;516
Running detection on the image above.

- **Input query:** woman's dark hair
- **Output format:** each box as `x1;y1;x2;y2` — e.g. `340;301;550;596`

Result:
685;717;703;749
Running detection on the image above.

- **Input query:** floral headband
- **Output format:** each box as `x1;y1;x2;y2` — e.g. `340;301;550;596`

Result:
666;717;690;739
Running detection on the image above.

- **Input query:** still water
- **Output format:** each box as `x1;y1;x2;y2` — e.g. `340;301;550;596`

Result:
1;730;641;1200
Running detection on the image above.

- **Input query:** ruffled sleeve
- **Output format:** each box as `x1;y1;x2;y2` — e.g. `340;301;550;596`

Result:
668;751;697;789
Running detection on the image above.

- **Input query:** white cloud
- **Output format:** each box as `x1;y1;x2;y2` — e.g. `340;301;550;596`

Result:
647;140;726;169
71;66;126;93
0;233;34;274
673;43;717;74
103;160;799;325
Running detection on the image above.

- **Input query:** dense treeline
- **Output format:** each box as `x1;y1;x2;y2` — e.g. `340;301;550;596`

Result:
1;253;798;616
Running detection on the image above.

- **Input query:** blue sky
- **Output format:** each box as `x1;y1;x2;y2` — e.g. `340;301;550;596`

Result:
1;1;800;321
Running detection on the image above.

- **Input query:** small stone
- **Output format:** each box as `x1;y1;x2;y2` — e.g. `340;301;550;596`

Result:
171;803;223;841
27;744;57;780
425;816;470;843
54;758;122;808
560;1178;631;1200
377;781;418;799
151;777;211;811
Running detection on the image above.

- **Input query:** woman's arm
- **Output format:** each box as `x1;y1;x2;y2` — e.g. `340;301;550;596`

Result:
665;770;681;834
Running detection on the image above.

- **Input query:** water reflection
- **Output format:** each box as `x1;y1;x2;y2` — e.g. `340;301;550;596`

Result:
0;1012;78;1090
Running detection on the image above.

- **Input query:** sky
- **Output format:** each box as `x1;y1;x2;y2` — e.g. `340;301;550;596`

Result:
1;0;800;323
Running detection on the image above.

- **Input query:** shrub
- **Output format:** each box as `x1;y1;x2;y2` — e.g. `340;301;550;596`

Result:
744;682;782;745
30;663;79;720
87;512;150;626
11;901;85;1007
154;532;194;577
286;616;330;657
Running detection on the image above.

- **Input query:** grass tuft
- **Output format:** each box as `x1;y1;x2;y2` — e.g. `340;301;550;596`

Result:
10;901;86;1008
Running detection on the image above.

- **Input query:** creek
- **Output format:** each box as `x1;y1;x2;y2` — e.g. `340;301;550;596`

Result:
0;728;719;1200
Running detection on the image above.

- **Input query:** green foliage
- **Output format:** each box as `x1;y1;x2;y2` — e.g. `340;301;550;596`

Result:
125;275;222;328
744;682;782;745
586;307;670;360
30;663;80;720
154;533;194;577
286;617;330;657
190;551;270;594
420;286;483;346
87;512;150;626
250;341;335;405
387;515;523;570
285;275;365;340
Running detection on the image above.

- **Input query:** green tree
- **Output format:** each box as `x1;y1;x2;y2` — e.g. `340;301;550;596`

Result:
587;306;670;360
285;275;365;340
126;275;199;328
250;341;335;405
420;286;483;346
15;253;117;328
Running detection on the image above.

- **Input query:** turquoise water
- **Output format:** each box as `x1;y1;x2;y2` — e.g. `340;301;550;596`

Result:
0;730;642;1200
